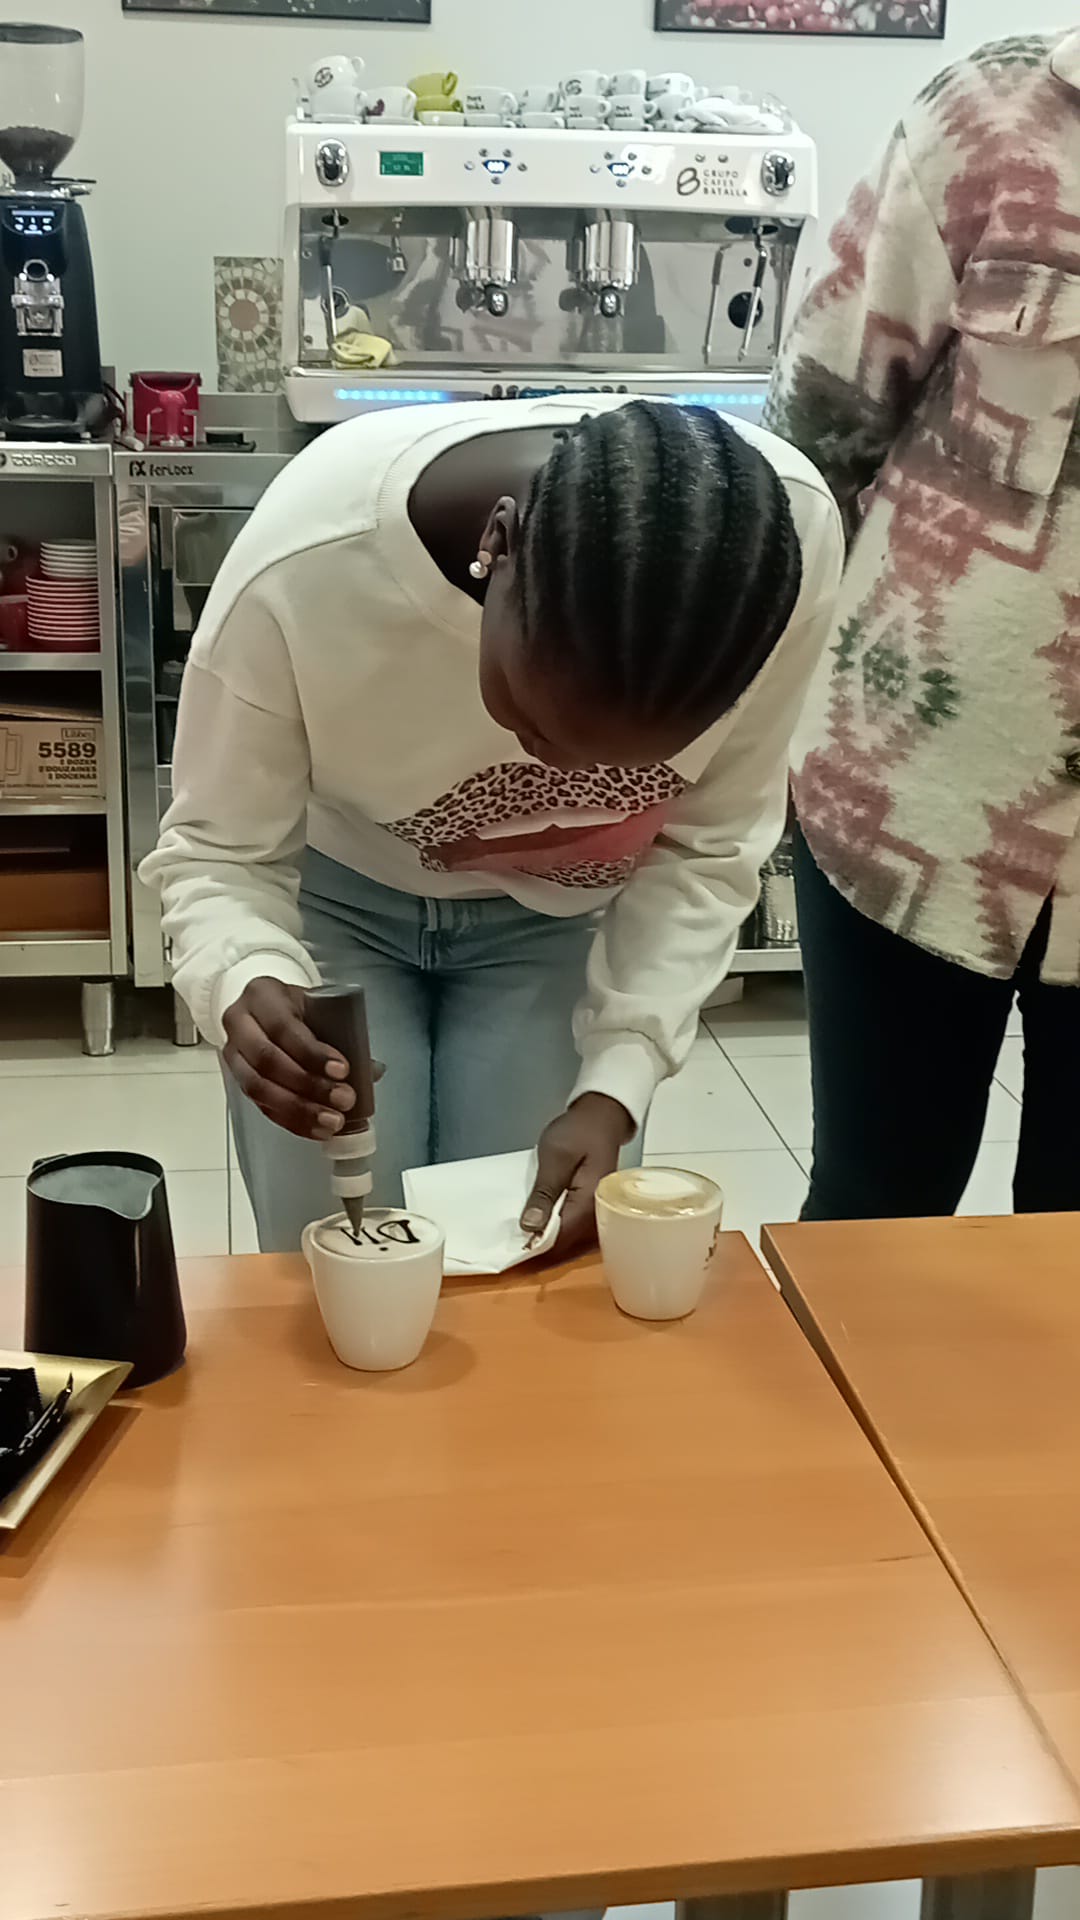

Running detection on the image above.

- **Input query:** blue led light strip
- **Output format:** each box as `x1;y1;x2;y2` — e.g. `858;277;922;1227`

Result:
334;388;453;403
332;388;768;409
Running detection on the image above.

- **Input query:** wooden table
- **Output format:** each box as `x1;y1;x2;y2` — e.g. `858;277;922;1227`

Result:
3;1238;1079;1920
764;1214;1080;1913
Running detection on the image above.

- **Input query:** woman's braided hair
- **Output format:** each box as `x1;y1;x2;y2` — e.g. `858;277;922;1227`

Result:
515;400;803;728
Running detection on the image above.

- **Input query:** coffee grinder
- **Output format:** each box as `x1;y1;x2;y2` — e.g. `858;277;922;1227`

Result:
0;24;108;440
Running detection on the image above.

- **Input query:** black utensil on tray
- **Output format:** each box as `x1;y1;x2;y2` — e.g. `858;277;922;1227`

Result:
25;1152;186;1389
0;1363;73;1499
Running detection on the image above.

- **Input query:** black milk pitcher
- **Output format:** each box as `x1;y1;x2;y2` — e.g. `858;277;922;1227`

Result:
25;1152;186;1389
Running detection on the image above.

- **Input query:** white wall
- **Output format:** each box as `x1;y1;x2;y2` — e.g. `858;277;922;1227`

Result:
2;0;1073;382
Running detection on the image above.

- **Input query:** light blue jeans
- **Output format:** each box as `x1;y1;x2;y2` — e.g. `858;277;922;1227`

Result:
228;850;616;1254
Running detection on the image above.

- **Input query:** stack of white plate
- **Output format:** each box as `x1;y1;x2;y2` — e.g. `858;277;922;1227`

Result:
27;575;100;651
41;539;97;581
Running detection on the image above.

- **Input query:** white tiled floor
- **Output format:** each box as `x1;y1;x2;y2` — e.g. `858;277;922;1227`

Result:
0;974;1029;1264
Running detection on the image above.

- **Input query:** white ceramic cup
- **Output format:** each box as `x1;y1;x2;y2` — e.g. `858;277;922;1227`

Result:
308;53;365;120
363;85;417;124
465;85;517;117
610;67;647;96
596;1167;723;1323
520;110;566;128
520;83;559;111
650;89;695;126
303;1208;444;1372
565;93;610;126
562;69;609;99
608;94;648;129
647;70;697;99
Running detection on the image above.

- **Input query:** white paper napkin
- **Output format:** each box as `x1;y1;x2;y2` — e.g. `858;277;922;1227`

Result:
402;1150;561;1275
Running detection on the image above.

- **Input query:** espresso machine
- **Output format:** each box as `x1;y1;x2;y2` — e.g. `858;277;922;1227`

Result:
283;103;817;425
0;24;108;440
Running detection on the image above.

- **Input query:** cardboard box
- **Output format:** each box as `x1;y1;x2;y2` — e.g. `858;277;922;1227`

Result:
0;701;104;800
0;866;109;934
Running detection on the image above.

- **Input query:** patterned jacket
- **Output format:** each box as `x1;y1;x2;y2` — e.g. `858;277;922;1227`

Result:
765;30;1080;983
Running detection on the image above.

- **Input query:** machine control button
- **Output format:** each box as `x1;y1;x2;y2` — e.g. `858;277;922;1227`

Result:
464;161;475;171
763;150;796;195
590;164;602;175
483;157;511;176
315;140;349;189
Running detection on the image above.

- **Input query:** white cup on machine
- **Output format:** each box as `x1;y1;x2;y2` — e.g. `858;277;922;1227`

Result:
302;1209;445;1373
596;1167;723;1323
608;93;649;131
363;85;417;125
649;89;695;127
647;70;697;100
520;82;560;112
308;53;365;120
610;67;648;96
564;93;610;129
465;85;517;122
562;69;610;99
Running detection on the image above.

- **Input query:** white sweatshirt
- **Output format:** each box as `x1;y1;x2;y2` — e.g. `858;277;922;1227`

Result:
142;397;842;1126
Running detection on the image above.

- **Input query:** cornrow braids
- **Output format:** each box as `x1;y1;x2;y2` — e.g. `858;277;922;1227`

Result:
517;400;803;731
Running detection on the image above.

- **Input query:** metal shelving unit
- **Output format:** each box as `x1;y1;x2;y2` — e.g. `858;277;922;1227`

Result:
0;651;100;672
117;403;307;1000
0;934;111;976
0;796;107;817
0;442;127;1051
733;946;802;974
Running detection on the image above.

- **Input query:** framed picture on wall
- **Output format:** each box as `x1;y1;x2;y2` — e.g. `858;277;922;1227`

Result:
122;0;431;19
655;1;945;34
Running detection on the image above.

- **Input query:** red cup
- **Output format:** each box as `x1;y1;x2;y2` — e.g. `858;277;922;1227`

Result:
0;594;28;647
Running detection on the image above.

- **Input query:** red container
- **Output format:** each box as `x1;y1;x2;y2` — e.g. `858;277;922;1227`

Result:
0;595;28;647
132;371;201;448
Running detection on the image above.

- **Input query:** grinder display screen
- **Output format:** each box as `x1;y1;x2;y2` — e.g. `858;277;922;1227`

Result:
380;152;424;177
9;208;60;235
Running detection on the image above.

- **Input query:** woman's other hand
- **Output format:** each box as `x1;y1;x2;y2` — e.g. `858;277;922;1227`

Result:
521;1093;635;1256
223;977;356;1140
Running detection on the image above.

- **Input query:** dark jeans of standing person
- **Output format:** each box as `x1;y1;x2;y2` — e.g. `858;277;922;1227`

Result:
793;824;1080;1221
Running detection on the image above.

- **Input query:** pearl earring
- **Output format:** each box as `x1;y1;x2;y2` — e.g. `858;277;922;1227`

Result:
469;550;493;581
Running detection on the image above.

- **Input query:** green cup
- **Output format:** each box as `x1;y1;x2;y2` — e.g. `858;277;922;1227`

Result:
409;69;459;100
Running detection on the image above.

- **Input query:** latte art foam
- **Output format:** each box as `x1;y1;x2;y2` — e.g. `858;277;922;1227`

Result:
597;1167;720;1219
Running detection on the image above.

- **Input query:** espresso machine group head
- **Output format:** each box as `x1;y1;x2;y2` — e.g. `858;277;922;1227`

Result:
0;23;109;441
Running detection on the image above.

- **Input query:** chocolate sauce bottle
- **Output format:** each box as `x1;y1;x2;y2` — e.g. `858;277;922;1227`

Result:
303;985;377;1231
